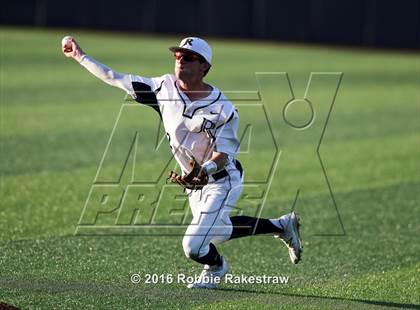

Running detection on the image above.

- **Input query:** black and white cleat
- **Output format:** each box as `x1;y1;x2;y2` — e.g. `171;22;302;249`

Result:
274;212;303;264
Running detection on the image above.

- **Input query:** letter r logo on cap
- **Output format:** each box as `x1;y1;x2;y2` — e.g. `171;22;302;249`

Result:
182;38;194;47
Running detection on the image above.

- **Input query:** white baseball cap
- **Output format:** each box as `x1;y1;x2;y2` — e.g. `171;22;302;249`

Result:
169;37;212;65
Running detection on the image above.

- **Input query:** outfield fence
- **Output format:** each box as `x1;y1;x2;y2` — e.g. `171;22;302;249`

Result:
1;0;419;49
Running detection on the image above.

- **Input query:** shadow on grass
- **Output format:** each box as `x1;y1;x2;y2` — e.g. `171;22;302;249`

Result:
218;287;419;309
2;278;419;308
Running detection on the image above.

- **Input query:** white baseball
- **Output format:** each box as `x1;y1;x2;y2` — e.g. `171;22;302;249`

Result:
61;36;73;48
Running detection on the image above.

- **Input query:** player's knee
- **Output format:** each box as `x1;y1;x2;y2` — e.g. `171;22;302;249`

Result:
182;236;201;259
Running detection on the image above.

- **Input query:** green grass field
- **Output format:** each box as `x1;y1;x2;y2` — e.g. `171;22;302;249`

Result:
1;27;419;309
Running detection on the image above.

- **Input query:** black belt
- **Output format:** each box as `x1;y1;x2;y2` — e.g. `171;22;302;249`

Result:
212;159;243;181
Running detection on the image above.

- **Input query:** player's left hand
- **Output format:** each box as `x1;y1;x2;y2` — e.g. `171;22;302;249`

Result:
168;157;209;190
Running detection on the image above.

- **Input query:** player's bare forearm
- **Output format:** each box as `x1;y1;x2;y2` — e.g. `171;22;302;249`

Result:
209;152;228;170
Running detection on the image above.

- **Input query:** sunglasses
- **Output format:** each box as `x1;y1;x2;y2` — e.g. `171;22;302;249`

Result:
174;51;204;63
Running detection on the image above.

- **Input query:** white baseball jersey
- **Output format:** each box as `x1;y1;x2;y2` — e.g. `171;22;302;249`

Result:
129;74;240;175
79;55;240;176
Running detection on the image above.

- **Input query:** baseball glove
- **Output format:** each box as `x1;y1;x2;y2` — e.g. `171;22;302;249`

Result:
168;157;209;190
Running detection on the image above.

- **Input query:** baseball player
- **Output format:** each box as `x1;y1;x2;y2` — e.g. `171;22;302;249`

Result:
62;36;302;289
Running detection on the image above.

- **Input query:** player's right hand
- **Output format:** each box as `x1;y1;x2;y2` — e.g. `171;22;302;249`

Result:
62;37;85;62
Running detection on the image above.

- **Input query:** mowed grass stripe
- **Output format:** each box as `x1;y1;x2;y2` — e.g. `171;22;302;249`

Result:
2;97;418;140
1;173;418;244
1;229;417;287
1;130;417;194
